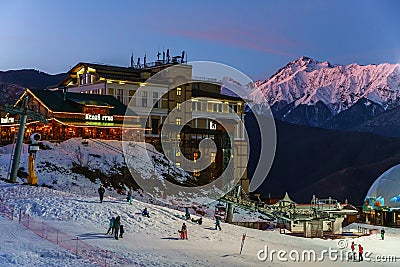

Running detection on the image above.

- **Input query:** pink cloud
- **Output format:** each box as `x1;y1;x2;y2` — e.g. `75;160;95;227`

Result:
165;27;298;57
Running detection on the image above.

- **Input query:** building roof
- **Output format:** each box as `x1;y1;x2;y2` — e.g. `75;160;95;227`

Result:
28;89;133;116
192;90;245;102
59;62;183;86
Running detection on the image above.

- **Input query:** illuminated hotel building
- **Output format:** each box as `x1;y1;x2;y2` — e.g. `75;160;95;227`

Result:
1;58;249;192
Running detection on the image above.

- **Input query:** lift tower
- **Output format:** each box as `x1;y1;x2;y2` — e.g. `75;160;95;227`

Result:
3;95;47;183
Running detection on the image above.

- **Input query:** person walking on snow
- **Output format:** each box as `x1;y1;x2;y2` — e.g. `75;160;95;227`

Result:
350;241;355;260
358;244;363;262
381;228;385;240
179;223;188;239
215;215;222;231
119;225;125;238
142;208;150;218
106;217;115;235
127;188;133;205
185;207;191;220
98;185;105;203
114;216;121;240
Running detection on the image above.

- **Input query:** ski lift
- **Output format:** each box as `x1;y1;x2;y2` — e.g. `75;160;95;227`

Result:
214;202;227;219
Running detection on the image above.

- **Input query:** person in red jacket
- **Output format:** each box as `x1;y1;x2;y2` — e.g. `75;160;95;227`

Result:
358;244;363;261
350;241;355;260
179;223;188;240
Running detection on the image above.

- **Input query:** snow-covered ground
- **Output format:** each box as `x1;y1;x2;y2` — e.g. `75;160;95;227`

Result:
0;182;399;267
0;139;399;266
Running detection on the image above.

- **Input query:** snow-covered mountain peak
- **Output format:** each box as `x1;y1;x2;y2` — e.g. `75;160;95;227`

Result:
253;57;400;115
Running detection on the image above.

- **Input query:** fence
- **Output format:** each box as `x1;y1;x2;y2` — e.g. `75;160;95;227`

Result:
0;199;14;220
0;196;131;266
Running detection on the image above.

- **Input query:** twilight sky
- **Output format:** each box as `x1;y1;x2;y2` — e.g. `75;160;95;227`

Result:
1;0;400;80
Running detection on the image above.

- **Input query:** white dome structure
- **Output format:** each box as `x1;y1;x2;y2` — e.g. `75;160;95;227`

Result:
364;165;400;210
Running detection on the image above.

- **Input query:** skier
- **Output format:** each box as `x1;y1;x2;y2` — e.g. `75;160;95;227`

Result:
179;223;188;239
119;225;125;238
127;188;133;205
98;185;105;203
114;216;121;240
215;215;222;231
106;217;115;235
358;244;363;262
142;208;150;218
185;207;191;220
381;228;385;240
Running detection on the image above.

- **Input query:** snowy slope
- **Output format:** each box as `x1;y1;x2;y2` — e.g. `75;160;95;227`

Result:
0;182;399;266
0;138;193;194
254;56;400;114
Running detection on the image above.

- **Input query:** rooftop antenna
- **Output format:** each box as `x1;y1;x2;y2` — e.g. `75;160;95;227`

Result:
157;51;161;60
163;51;166;63
130;51;134;67
137;57;141;68
181;50;185;63
166;49;170;63
144;53;147;67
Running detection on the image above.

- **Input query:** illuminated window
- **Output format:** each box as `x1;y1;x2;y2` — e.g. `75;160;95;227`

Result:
193;169;200;177
176;118;181;125
211;152;216;163
207;103;213;112
176;150;181;157
176;87;182;96
176;102;181;111
176;162;181;166
193;152;199;162
177;133;181;141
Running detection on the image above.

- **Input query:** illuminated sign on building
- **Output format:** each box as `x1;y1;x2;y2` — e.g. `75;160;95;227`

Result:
209;121;217;130
85;114;114;122
1;117;15;124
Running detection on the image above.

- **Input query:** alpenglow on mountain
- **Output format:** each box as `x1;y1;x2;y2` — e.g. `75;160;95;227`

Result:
252;56;400;135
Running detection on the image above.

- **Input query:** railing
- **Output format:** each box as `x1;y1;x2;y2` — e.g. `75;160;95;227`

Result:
0;190;131;266
192;76;219;83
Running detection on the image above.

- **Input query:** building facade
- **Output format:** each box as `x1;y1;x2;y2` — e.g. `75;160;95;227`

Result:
2;59;250;192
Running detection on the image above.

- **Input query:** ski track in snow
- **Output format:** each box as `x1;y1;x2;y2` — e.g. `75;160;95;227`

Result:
0;183;399;266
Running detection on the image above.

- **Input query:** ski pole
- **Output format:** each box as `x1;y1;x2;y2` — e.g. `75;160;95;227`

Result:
240;233;246;254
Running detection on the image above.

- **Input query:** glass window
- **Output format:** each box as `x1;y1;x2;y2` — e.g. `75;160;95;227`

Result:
141;91;148;107
176;150;181;157
176;118;181;125
218;103;222;112
152;92;159;107
177;87;182;96
176;102;181;111
117;89;123;102
229;104;238;113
